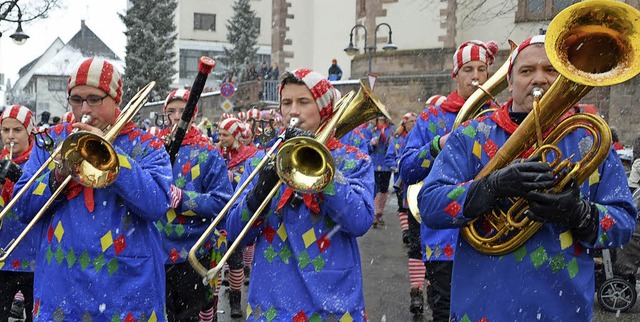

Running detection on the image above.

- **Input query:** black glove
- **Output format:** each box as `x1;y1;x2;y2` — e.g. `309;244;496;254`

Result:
485;155;555;198
524;179;599;242
463;155;554;219
284;127;315;141
0;159;23;184
247;161;280;213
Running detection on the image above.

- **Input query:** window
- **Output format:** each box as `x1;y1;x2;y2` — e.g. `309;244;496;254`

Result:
48;79;67;91
194;13;216;31
254;17;261;33
180;49;220;79
516;0;576;22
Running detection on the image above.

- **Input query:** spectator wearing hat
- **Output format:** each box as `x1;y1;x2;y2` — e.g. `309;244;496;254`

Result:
419;35;635;321
386;112;417;243
399;39;500;319
157;89;233;322
14;58;173;320
226;68;374;321
218;117;259;318
0;105;37;322
328;58;343;81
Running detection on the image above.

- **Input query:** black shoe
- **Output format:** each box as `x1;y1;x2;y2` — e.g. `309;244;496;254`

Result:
229;290;243;318
402;230;410;245
409;288;424;315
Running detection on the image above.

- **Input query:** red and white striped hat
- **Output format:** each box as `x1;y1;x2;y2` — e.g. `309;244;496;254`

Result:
280;68;341;122
452;40;499;77
149;126;161;136
221;113;233;121
237;111;247;121
63;111;75;124
507;35;546;79
220;117;244;141
401;112;417;124
164;89;198;117
426;95;446;107
68;58;122;104
247;108;260;120
1;105;36;134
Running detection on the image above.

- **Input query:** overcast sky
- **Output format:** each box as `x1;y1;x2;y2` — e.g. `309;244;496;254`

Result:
0;0;127;84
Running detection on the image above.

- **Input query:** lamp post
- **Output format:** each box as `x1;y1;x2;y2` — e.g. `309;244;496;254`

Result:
0;1;29;45
344;22;397;74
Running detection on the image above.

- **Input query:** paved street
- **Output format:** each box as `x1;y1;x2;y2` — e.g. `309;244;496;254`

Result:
217;194;640;321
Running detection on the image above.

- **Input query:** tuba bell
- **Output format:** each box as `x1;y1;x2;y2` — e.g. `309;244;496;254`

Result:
460;0;640;255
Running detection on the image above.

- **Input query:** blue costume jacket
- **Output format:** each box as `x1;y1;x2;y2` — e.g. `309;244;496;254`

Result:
385;131;408;202
418;103;637;321
226;138;374;321
339;124;371;155
14;122;173;321
157;126;232;265
369;123;394;172
0;141;36;272
400;91;494;261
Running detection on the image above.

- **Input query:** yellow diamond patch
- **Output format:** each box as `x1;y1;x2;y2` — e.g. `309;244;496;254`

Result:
54;221;65;243
191;164;201;180
589;170;600;186
117;154;131;169
424;245;433;260
277;224;288;242
100;230;113;252
166;208;176;223
148;311;157;322
420;159;431;169
560;230;573;250
34;182;47;196
302;228;317;248
472;141;482;159
339;311;354;322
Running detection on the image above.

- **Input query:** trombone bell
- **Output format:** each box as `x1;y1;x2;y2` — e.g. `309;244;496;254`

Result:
276;137;334;194
62;132;120;188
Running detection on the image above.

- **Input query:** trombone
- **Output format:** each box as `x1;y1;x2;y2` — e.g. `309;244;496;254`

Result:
0;82;156;263
189;80;390;283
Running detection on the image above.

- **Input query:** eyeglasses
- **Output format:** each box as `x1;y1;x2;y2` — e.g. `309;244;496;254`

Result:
67;94;109;107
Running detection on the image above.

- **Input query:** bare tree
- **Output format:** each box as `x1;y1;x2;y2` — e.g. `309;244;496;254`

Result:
0;0;61;25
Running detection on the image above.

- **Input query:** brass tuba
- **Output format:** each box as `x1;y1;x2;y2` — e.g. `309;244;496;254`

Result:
460;0;640;255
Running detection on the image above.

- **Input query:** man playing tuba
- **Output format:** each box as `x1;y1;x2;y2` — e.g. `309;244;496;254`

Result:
418;35;636;321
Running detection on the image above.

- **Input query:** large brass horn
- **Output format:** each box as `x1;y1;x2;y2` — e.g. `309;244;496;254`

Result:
0;82;156;262
460;0;640;255
189;80;390;282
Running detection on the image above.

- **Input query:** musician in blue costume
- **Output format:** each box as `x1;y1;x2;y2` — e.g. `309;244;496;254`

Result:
14;58;173;321
0;105;37;321
158;89;232;322
418;35;636;321
226;68;374;321
399;39;499;318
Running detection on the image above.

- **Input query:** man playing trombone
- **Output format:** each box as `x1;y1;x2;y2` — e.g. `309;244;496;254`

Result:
225;69;375;321
0;105;37;321
13;58;173;321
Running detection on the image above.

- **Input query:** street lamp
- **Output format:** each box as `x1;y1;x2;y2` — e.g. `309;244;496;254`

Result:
0;1;29;45
344;22;397;74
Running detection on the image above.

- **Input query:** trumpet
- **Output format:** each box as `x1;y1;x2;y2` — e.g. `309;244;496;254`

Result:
0;82;156;262
189;80;390;283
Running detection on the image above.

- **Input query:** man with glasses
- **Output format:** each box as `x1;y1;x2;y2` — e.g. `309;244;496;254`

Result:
14;58;173;320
